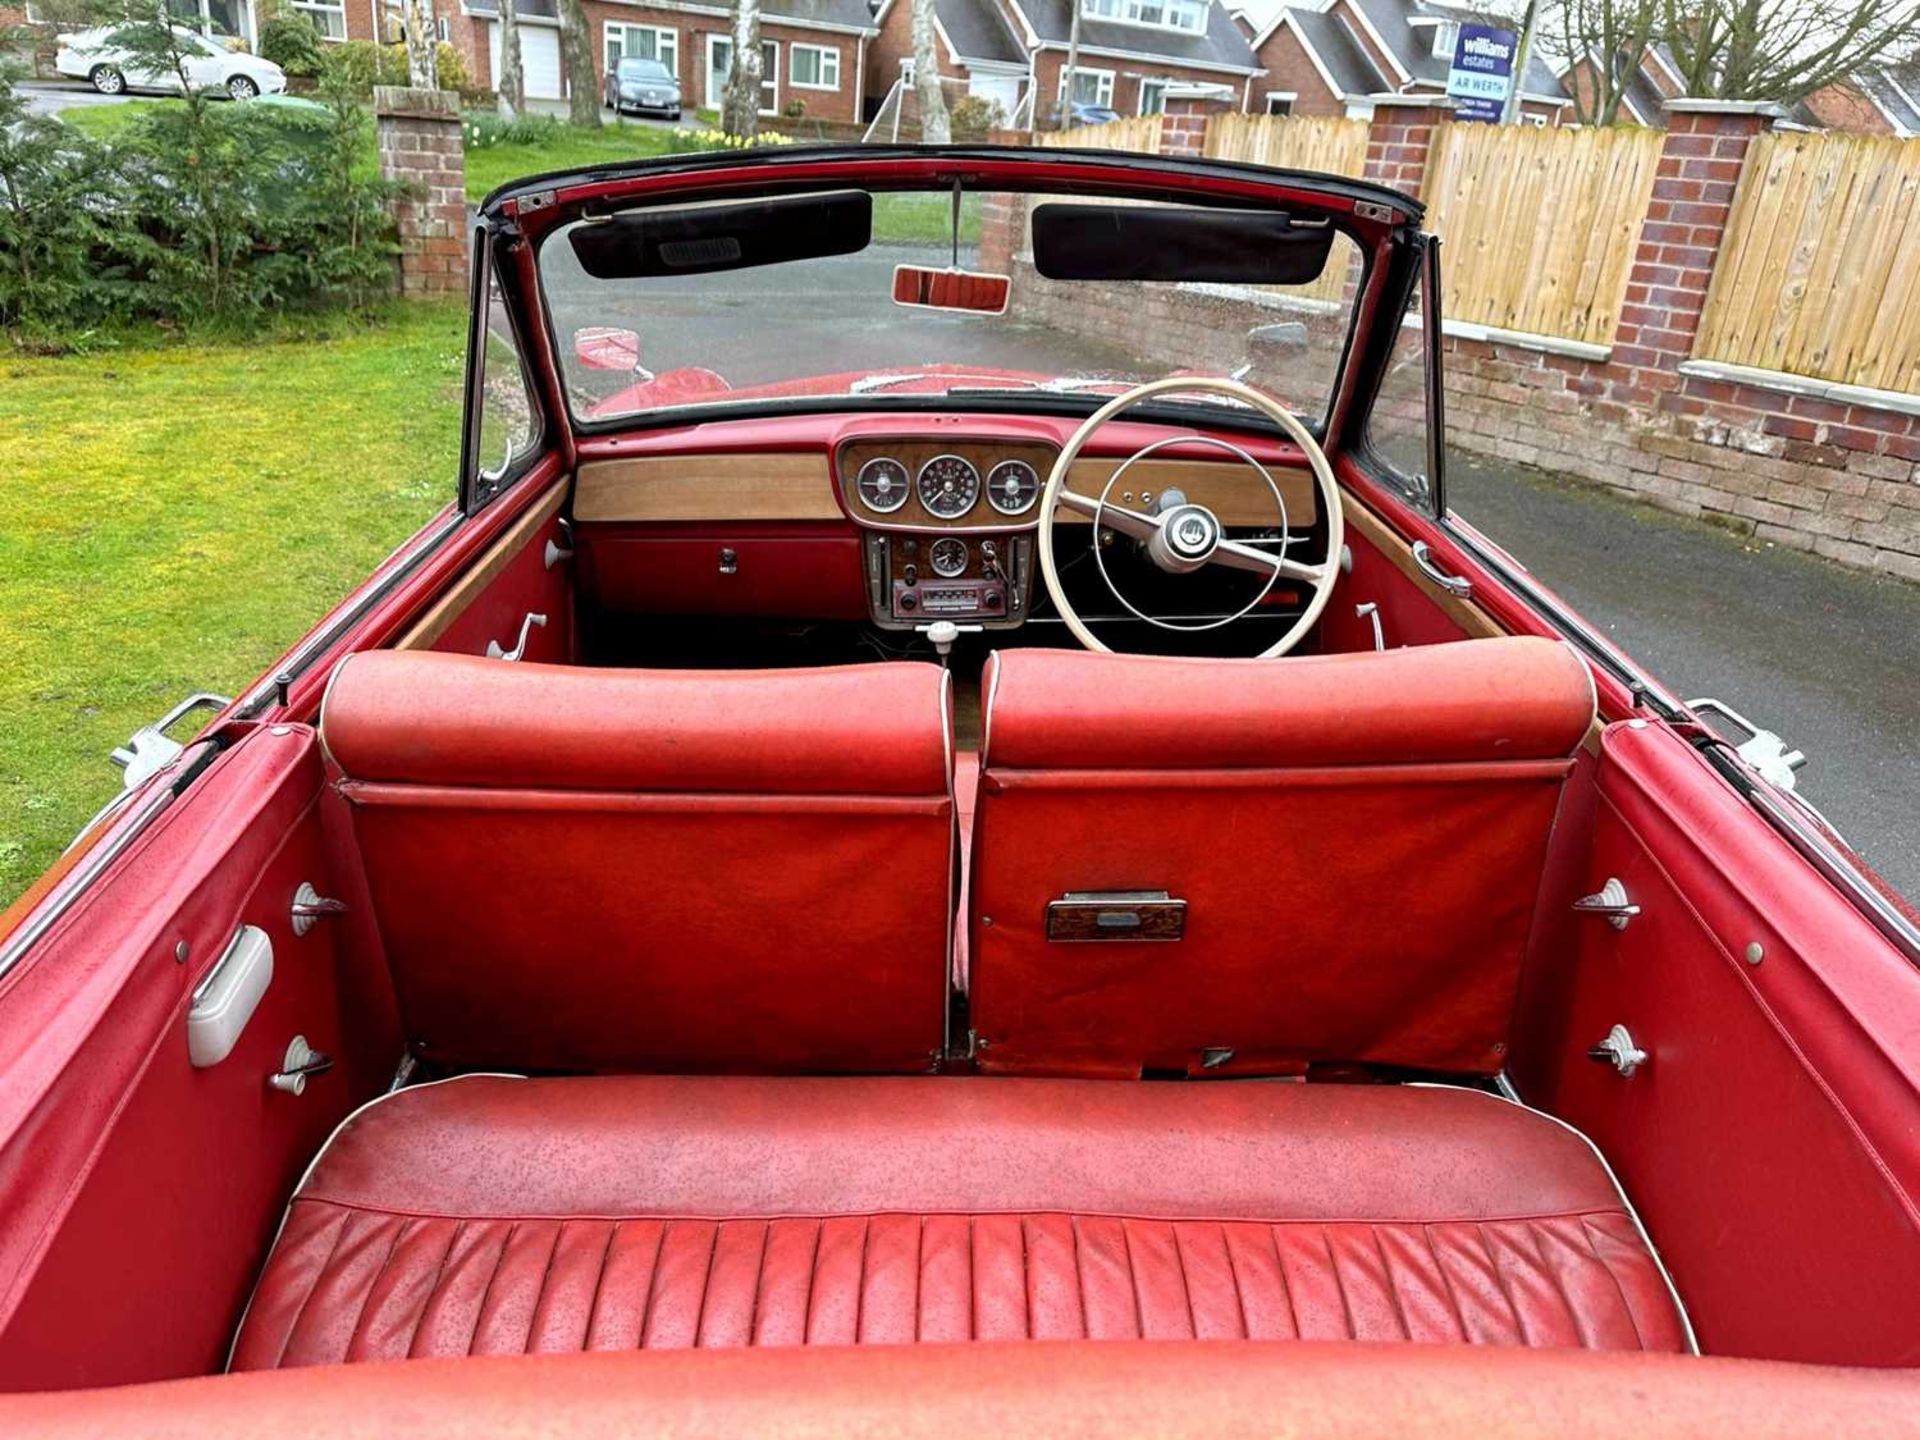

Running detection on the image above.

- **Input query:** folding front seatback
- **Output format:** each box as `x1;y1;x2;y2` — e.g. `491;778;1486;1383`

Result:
321;652;955;1073
967;638;1596;1077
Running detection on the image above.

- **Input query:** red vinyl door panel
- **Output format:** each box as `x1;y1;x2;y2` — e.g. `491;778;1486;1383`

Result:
0;727;400;1392
1510;722;1920;1366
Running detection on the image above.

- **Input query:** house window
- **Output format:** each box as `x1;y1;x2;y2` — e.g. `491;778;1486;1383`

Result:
1264;91;1294;116
1059;66;1115;108
290;0;346;41
1082;0;1205;34
606;23;677;78
789;43;840;91
1430;19;1458;60
1139;77;1168;114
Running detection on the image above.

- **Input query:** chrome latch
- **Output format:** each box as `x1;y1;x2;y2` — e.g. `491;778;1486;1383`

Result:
1411;540;1472;598
269;1035;333;1096
718;547;739;575
486;612;547;661
1574;877;1640;929
1687;697;1808;792
109;691;231;789
1587;1024;1647;1078
290;881;347;938
543;518;575;570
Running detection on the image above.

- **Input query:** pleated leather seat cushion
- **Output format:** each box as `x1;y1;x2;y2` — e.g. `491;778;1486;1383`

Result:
230;1076;1689;1370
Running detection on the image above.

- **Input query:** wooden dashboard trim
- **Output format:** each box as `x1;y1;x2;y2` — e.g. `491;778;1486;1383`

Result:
575;455;841;522
395;478;568;651
1060;458;1317;527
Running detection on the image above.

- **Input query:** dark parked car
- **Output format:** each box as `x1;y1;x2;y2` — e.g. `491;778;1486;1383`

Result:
603;56;681;119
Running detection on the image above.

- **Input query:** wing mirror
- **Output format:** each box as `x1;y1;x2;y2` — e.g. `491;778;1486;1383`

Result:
891;265;1010;315
573;326;649;376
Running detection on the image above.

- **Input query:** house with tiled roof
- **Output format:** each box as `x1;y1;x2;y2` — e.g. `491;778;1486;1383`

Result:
868;0;1266;124
1248;0;1569;121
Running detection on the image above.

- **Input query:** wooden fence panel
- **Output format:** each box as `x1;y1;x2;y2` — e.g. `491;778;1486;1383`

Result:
1041;115;1164;153
1695;131;1920;393
1422;122;1663;347
1202;113;1369;177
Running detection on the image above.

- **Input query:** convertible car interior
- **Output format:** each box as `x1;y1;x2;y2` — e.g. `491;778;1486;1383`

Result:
1;146;1914;1433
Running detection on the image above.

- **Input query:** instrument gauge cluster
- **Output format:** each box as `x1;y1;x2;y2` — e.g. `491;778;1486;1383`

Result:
837;438;1057;533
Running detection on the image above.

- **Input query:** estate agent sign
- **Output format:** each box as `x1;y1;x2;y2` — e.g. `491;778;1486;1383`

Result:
1446;23;1518;123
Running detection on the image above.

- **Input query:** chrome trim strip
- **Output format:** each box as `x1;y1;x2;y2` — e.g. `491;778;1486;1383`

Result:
0;755;197;983
1749;785;1920;967
1411;1082;1699;1356
222;1070;527;1373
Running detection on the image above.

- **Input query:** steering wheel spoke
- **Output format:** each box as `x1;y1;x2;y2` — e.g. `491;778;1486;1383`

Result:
1038;377;1347;658
1208;537;1324;585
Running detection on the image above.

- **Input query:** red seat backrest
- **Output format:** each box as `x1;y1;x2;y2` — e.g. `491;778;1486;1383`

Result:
323;652;955;1074
967;638;1595;1078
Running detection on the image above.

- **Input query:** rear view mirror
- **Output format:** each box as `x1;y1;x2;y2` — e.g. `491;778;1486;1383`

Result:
892;265;1011;315
573;326;643;372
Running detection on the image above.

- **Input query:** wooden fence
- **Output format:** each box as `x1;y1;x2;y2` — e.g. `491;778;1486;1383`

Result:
1041;114;1164;154
1202;113;1369;177
1695;131;1920;393
1421;122;1663;347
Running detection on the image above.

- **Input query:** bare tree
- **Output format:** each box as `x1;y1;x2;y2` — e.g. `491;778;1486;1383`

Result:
1059;0;1083;130
496;0;525;119
721;0;762;138
1552;0;1662;123
1658;0;1920;106
911;0;950;142
556;0;600;126
404;0;437;89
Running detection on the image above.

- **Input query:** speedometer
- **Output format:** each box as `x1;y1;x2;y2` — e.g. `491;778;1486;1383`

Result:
855;457;910;514
917;455;980;519
986;460;1040;516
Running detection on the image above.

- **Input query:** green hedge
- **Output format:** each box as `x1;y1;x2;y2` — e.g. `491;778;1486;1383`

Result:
0;62;403;339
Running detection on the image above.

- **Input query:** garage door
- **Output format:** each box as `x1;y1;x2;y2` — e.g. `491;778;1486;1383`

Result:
967;73;1022;115
489;22;564;101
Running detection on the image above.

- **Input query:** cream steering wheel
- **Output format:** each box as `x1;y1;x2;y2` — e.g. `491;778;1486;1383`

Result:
1037;377;1346;658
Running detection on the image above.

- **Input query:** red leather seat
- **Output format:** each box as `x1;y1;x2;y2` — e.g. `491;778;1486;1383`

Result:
322;653;955;1074
967;638;1596;1077
230;1075;1689;1368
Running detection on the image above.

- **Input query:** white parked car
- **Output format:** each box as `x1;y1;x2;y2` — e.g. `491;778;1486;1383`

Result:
55;26;288;101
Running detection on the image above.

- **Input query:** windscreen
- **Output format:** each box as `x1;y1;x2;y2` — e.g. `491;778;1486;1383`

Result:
541;186;1364;429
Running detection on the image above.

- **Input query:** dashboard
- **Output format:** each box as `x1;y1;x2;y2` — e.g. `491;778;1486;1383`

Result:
570;413;1322;639
838;437;1057;630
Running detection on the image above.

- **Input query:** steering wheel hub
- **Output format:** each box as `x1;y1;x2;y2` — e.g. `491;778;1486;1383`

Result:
1148;504;1222;572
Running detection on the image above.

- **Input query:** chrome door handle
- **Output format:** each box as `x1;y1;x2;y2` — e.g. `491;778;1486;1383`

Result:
1411;541;1472;599
486;612;547;661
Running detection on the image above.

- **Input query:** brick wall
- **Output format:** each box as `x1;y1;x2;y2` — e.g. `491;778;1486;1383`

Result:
1362;94;1446;194
1428;101;1919;582
375;86;468;299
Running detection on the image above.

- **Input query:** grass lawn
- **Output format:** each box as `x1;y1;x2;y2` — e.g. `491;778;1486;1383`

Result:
0;303;465;905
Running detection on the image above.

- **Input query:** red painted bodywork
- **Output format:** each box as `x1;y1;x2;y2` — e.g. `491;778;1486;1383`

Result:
0;146;1914;1426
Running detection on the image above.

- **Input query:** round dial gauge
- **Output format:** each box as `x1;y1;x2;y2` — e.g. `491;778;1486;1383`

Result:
855;457;911;514
929;537;969;577
986;459;1041;516
917;455;981;519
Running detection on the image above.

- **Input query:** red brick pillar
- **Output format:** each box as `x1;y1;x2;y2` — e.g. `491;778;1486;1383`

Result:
375;86;469;299
1611;99;1781;402
1361;94;1451;198
1158;86;1235;159
978;190;1026;276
